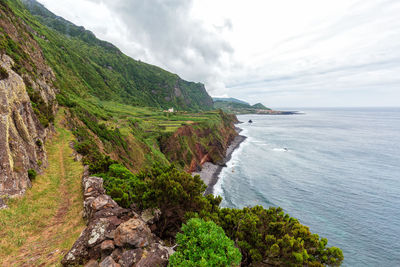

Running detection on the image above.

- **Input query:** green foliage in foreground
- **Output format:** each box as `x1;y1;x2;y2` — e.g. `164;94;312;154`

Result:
168;218;241;267
98;164;343;266
197;206;343;266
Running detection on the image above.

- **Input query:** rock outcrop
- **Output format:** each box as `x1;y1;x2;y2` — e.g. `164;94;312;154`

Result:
62;171;173;266
160;111;238;172
0;2;58;202
0;55;55;199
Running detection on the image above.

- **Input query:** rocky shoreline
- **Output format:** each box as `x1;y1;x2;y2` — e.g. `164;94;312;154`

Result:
193;127;247;195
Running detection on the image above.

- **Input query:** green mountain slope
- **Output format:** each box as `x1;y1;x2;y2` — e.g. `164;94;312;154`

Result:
212;97;250;105
15;0;213;111
213;98;272;114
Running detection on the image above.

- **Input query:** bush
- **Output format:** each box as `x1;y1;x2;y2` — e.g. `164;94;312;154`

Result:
99;164;209;238
168;218;241;267
198;206;344;266
27;169;37;180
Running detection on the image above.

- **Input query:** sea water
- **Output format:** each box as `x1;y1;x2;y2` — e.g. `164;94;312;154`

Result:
214;108;400;266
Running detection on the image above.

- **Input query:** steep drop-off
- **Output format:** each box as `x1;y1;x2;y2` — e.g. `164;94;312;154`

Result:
160;111;238;172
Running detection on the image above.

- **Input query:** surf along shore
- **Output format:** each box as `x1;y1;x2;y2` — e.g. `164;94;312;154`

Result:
193;126;247;195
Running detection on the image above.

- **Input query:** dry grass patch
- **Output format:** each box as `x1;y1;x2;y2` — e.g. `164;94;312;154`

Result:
0;109;85;266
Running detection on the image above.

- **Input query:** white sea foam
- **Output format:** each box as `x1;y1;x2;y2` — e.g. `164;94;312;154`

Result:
273;148;289;152
213;132;248;197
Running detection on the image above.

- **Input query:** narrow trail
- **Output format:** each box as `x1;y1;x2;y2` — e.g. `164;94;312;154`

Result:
0;111;85;266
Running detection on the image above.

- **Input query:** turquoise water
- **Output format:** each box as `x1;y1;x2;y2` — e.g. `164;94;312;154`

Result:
214;108;400;266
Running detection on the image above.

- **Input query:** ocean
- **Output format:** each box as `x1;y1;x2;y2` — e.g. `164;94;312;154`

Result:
213;108;400;266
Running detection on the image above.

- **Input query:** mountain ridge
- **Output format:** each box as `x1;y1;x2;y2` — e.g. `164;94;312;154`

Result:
17;0;213;111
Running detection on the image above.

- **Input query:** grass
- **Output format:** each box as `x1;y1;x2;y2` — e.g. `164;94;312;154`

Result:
0;108;85;266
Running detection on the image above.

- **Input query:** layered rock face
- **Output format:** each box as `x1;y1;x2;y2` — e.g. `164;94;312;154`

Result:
160;112;239;172
62;171;173;266
0;55;55;198
0;2;58;200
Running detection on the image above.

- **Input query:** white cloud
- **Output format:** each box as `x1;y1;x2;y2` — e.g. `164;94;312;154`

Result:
37;0;400;107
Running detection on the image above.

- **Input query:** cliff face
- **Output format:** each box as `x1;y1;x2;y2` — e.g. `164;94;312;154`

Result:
0;55;42;196
160;112;238;172
0;2;58;198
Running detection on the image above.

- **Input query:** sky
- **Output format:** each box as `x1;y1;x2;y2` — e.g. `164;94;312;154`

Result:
37;0;400;107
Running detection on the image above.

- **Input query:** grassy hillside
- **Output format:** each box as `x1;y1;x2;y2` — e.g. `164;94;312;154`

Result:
11;0;213;111
0;0;224;174
214;99;272;114
212;97;250;105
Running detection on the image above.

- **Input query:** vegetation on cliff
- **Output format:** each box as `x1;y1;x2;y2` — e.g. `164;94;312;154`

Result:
14;0;213;112
1;1;344;266
96;162;343;266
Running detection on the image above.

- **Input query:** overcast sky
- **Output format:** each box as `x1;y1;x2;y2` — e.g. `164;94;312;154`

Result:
37;0;400;107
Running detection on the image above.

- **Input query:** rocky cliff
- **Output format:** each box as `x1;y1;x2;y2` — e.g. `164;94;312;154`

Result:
0;1;58;199
159;112;239;172
0;55;52;197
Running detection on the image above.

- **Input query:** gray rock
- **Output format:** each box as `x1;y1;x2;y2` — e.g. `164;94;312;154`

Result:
101;240;115;252
141;208;161;225
84;194;118;221
62;218;112;266
135;243;172;267
99;256;120;267
114;218;153;248
83;176;106;199
84;259;99;267
110;248;123;263
0;54;56;198
118;249;143;267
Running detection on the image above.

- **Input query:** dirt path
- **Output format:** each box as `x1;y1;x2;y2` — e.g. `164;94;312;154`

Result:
0;111;85;266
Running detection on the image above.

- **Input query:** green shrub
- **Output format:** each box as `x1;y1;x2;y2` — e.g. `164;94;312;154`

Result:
168;218;241;267
98;164;210;238
27;169;37;180
197;206;344;266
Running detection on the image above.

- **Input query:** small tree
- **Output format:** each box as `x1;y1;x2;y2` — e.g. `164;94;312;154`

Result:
169;218;241;267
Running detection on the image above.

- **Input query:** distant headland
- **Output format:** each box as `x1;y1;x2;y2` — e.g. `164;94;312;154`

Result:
213;97;299;115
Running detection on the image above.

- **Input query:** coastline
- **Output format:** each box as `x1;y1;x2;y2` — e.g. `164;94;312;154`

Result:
193;126;247;195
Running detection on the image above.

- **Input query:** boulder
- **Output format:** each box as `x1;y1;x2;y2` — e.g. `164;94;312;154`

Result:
83;176;105;199
101;240;115;252
110;248;123;263
118;249;143;267
141;209;161;225
84;259;99;267
135;243;172;267
62;218;113;266
84;195;118;221
114;218;153;248
99;256;120;267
